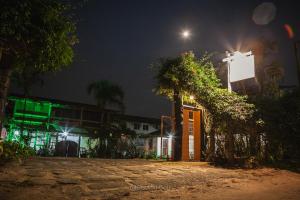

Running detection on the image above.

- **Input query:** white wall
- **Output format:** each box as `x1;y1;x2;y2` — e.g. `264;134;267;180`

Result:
126;121;158;135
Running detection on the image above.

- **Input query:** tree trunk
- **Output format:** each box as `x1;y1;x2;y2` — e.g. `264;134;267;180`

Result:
249;126;258;157
0;50;13;130
225;133;234;164
173;88;183;161
206;128;216;162
225;123;235;164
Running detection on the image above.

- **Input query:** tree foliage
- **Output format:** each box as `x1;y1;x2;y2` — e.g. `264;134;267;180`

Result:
87;80;133;158
87;80;125;111
0;0;78;128
255;89;300;163
153;52;254;122
153;52;255;163
0;0;78;72
11;67;44;96
154;51;299;167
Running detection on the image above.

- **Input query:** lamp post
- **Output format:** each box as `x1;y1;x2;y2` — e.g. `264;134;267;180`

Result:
62;131;69;157
160;115;174;159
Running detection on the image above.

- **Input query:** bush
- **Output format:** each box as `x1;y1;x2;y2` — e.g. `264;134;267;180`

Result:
144;150;157;159
0;140;35;164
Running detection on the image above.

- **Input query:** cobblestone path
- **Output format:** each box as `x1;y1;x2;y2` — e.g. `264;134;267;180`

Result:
0;157;299;200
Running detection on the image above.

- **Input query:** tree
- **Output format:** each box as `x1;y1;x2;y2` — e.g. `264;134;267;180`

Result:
12;67;44;97
153;52;254;162
87;80;125;112
244;37;284;96
0;0;78;129
87;80;125;157
254;89;300;165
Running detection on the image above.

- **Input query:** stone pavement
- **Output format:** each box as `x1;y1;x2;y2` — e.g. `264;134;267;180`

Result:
0;157;300;200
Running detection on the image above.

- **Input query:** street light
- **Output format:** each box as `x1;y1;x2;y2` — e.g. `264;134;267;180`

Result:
61;131;69;157
160;115;174;159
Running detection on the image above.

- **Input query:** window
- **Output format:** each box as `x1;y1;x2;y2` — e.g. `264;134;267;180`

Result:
54;108;81;119
134;123;140;130
135;138;144;146
188;121;194;136
143;124;149;131
82;110;101;121
189;111;194;120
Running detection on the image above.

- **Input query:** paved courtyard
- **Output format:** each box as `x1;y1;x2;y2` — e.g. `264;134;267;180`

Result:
0;157;300;200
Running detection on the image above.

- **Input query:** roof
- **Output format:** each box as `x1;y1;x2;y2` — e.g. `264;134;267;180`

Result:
113;114;160;124
9;93;118;113
8;94;160;124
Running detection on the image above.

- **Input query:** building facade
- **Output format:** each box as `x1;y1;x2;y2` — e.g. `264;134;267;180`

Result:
3;95;205;161
181;106;202;161
4;95;160;157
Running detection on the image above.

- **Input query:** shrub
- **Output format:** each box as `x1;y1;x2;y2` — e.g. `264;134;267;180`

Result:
144;150;157;159
0;140;35;164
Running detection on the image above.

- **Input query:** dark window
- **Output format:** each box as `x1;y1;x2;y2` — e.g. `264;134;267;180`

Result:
143;124;149;131
189;111;194;120
53;108;81;119
82;110;101;121
134;123;140;130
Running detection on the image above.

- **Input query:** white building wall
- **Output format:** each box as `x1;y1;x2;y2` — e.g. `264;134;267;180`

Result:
126;121;157;135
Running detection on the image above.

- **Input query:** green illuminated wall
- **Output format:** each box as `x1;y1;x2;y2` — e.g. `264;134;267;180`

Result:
7;97;59;148
6;96;95;153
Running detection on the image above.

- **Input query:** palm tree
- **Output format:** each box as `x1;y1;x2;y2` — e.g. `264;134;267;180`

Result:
87;80;125;157
153;54;188;161
87;80;125;112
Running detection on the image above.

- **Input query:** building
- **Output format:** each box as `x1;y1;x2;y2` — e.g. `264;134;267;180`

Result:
144;105;205;161
4;95;160;157
181;106;203;161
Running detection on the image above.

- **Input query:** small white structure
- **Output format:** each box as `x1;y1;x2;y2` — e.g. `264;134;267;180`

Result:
156;137;173;158
223;51;255;92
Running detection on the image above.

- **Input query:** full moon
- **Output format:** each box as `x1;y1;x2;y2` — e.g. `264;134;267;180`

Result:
182;30;190;39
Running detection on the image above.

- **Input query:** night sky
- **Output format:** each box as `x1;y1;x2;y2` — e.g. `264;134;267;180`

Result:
13;0;300;118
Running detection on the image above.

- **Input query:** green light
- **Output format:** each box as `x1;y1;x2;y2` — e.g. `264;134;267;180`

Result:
7;96;78;151
14;113;48;119
14;120;44;125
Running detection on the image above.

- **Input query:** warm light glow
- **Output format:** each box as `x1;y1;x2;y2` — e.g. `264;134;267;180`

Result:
189;95;194;100
181;30;190;39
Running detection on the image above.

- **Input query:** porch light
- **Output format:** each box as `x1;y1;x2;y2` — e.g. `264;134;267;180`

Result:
62;131;68;137
14;130;20;136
